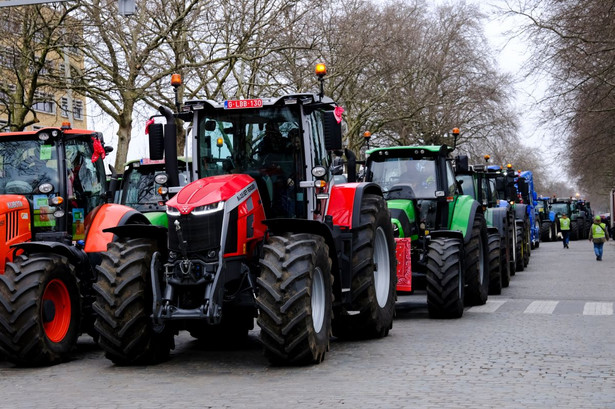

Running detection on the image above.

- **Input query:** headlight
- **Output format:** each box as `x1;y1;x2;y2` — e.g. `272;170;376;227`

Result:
39;183;53;193
167;206;180;216
312;166;326;178
192;201;224;215
155;173;168;184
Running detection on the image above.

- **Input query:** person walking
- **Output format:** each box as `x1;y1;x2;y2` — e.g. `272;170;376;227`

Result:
559;213;571;248
588;214;609;260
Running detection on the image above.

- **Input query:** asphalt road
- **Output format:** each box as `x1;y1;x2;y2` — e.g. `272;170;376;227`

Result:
1;239;614;408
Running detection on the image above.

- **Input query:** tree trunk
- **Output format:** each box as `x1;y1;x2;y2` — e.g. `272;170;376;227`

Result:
114;107;134;170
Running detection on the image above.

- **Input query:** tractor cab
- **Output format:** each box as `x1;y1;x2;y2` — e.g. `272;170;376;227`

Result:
365;145;459;238
0;126;110;243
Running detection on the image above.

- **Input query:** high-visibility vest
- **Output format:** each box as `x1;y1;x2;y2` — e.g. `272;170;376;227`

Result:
560;217;571;231
592;223;606;239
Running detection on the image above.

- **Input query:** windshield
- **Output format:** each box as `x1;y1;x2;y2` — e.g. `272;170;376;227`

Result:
122;164;165;211
369;157;437;198
457;174;475;199
0;138;59;194
197;105;302;178
551;203;570;215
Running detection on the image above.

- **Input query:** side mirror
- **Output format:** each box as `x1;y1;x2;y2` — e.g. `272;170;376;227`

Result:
454;155;469;174
205;120;216;131
106;164;120;203
149;123;165;160
323;111;342;151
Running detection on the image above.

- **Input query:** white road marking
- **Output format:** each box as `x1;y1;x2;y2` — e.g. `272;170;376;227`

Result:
468;299;508;313
583;302;614;316
524;300;559;314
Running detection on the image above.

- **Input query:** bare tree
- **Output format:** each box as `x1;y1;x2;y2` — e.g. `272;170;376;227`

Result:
71;0;201;169
0;4;80;131
505;0;615;210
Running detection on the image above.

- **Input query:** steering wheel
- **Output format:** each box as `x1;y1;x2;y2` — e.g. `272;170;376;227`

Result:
5;180;32;194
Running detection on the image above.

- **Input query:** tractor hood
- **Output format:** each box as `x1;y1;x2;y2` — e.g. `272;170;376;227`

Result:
167;174;256;215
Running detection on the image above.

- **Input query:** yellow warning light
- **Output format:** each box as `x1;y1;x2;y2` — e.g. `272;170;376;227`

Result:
484;154;490;160
506;164;512;169
216;137;224;148
61;121;71;130
452;127;460;136
363;131;372;139
315;63;327;77
171;74;182;87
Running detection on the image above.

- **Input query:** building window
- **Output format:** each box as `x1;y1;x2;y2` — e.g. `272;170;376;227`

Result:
61;97;68;117
74;99;83;120
61;97;84;120
33;91;55;114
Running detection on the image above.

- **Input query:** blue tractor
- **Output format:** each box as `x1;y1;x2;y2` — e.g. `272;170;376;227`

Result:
518;171;540;249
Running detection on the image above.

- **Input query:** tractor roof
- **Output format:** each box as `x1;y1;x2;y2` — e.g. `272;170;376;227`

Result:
183;93;336;111
0;127;100;140
366;145;449;157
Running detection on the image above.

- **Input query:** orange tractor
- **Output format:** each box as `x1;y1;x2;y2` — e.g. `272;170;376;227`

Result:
0;125;151;366
93;65;398;365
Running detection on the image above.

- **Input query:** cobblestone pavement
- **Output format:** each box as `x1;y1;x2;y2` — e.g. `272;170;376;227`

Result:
1;240;614;408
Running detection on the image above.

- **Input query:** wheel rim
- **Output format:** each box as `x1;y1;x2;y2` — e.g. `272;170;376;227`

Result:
311;267;325;333
42;279;72;343
373;226;391;308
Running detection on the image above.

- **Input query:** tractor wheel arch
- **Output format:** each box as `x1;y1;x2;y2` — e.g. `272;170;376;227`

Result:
84;204;152;253
450;197;481;244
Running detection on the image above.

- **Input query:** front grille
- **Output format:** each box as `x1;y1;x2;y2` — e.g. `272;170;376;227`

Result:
168;210;224;253
6;210;18;241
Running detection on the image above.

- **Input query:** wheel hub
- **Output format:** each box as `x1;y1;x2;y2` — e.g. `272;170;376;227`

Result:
42;279;72;343
42;299;56;323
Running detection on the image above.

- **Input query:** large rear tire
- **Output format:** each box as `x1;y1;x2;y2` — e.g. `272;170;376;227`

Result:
515;223;525;272
257;233;332;365
464;213;489;306
0;253;81;366
540;221;553;242
570;221;579;241
331;194;396;339
507;211;516;277
93;238;173;365
523;217;531;267
426;237;464;318
500;235;511;288
487;233;502;295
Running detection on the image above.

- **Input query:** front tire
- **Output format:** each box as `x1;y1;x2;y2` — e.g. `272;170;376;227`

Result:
0;254;81;366
93;238;173;365
331;194;397;339
488;233;502;295
257;233;332;365
464;213;489;306
426;237;464;318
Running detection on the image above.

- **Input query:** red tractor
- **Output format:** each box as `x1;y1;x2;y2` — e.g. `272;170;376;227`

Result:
0;125;151;366
93;65;398;365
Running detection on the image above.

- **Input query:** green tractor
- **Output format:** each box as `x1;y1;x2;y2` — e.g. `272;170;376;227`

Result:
364;142;489;318
550;198;588;241
455;161;515;294
116;158;192;228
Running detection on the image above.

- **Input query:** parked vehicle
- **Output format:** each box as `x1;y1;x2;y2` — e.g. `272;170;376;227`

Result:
0;124;151;366
536;196;556;242
456;161;515;294
92;65;398;366
362;133;490;318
